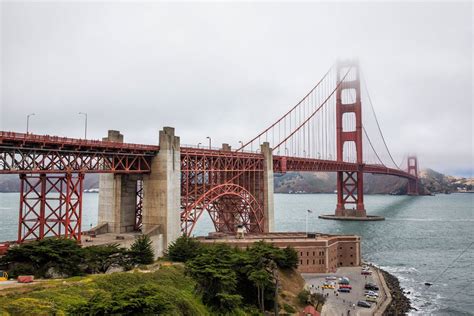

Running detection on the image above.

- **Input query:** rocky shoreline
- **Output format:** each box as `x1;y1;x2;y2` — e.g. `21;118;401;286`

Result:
379;268;413;315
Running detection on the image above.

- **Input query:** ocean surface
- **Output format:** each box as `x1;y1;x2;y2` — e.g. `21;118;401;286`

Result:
0;192;473;315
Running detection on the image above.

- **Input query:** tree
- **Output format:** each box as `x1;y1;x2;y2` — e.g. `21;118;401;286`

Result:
310;293;326;310
248;268;271;312
186;244;241;310
1;238;84;278
279;246;299;269
129;235;154;265
82;244;125;273
297;289;310;305
166;235;201;262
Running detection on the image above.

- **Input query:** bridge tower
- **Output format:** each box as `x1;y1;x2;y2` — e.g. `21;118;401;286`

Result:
335;60;366;217
407;156;419;195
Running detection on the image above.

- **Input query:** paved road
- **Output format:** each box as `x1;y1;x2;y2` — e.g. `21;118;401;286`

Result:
302;266;385;316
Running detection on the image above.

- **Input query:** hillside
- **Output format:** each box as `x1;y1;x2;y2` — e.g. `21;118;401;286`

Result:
0;169;471;195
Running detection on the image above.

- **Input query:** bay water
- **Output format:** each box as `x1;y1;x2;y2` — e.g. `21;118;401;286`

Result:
0;192;472;314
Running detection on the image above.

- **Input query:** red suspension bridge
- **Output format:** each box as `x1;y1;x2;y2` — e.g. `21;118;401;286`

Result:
0;61;419;246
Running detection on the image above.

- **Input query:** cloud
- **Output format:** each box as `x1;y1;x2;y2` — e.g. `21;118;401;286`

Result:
1;1;472;176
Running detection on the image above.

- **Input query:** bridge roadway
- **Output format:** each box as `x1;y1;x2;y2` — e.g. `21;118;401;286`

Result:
0;131;415;180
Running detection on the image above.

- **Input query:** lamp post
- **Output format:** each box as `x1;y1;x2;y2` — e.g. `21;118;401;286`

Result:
238;141;243;149
26;113;35;134
78;112;88;139
285;147;289;156
206;136;211;149
197;142;202;149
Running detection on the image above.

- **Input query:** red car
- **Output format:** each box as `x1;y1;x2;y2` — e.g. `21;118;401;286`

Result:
339;284;352;289
361;270;372;275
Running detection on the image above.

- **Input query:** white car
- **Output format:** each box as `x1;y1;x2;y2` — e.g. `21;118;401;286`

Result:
365;290;379;297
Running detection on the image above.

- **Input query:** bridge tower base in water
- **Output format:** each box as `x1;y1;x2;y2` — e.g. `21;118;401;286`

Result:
334;60;366;218
407;156;419;195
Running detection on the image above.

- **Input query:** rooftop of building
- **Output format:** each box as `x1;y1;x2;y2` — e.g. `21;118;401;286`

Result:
196;231;360;244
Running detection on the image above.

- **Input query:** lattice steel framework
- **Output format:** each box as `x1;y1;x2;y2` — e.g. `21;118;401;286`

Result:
335;61;366;215
18;173;84;242
180;148;265;236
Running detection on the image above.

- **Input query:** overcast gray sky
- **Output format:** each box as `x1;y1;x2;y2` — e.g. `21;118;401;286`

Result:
1;1;472;176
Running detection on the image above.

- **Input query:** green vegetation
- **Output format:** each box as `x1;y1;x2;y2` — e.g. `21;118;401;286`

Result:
180;236;298;314
0;236;154;278
128;235;154;265
0;236;303;315
166;235;202;262
0;266;209;316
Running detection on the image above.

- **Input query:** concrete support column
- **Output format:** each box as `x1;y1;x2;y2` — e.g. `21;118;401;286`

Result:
98;130;138;233
142;127;181;256
261;142;275;232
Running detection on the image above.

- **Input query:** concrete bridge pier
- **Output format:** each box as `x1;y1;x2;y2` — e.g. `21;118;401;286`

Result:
261;142;275;232
142;127;181;257
98;130;139;233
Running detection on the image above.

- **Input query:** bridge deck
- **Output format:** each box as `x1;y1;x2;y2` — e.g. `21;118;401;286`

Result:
0;131;415;180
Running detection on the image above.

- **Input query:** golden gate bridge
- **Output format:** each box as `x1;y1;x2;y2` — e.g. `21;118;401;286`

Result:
0;60;419;246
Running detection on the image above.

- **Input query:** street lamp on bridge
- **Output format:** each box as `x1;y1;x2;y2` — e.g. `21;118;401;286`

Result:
238;141;243;149
206;136;211;149
78;112;88;139
285;147;288;156
197;142;201;149
26;113;35;134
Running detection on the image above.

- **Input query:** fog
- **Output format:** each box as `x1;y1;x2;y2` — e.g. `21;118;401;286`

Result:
1;1;472;176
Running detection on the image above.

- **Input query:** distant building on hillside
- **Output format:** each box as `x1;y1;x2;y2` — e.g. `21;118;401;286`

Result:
197;232;361;273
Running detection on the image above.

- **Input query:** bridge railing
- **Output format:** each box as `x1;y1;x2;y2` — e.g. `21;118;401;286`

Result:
0;131;159;152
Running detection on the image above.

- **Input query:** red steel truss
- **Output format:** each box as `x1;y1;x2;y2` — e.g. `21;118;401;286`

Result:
18;173;84;243
0;61;421;242
0;131;156;174
180;148;265;236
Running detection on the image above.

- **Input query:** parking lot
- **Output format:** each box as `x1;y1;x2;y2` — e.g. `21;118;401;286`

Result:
302;266;386;316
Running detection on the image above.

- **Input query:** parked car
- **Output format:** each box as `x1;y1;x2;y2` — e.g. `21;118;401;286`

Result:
322;283;335;289
337;287;351;293
338;277;350;284
365;283;379;291
357;301;372;308
366;296;377;303
325;276;337;281
365;290;379;297
361;270;372;275
339;284;352;289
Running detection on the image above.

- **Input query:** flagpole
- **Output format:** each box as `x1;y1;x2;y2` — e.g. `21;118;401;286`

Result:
306;210;310;235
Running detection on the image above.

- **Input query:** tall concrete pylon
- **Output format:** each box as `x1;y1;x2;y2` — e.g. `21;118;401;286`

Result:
98;130;139;233
142;127;181;256
261;142;275;232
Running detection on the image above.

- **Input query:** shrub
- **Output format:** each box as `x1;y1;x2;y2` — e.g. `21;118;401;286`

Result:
297;289;310;305
283;303;297;313
2;298;59;316
82;244;126;273
167;235;201;262
1;238;84;278
128;235;154;265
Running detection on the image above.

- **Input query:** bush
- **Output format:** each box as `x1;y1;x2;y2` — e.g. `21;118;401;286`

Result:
283;303;297;313
2;298;59;316
167;235;201;262
1;238;84;278
128;235;154;265
82;244;126;273
297;289;310;305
